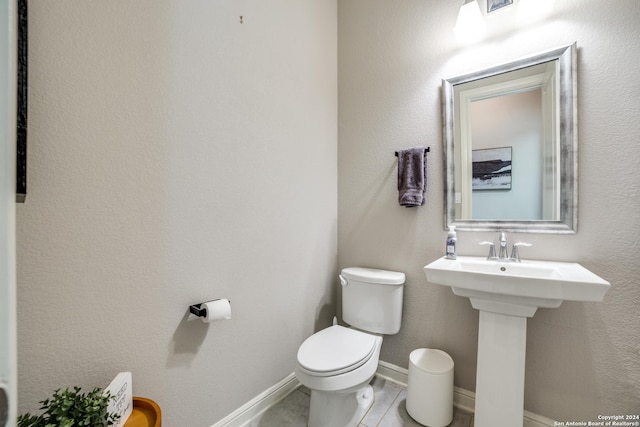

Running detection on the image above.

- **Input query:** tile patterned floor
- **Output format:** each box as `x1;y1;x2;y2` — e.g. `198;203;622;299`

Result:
244;376;473;427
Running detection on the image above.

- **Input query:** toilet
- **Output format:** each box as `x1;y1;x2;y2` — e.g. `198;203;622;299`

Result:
295;267;405;427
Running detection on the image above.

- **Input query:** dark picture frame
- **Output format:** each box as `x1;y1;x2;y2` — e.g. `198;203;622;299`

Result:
16;0;27;202
472;147;512;191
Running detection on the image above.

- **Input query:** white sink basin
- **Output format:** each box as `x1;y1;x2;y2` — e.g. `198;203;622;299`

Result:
424;256;610;316
423;256;610;427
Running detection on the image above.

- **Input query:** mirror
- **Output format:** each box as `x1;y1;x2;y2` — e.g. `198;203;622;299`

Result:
443;43;577;233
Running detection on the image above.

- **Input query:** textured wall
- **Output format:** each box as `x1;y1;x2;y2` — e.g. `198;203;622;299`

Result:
16;1;337;425
338;0;640;420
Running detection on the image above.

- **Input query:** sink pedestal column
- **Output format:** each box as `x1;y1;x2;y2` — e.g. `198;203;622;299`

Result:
473;309;529;427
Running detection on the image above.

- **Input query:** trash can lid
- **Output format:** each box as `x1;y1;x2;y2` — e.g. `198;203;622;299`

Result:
410;348;454;375
341;267;405;285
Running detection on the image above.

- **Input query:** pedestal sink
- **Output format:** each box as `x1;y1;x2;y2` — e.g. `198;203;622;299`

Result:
424;256;610;427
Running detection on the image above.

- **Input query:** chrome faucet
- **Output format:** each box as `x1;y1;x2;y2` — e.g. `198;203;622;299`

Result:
510;242;532;262
479;232;531;262
498;231;509;259
478;241;496;260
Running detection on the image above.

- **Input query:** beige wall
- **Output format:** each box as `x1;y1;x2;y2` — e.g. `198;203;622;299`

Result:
339;0;639;421
17;1;337;425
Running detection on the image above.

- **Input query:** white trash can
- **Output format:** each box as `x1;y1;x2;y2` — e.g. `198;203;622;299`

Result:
406;348;454;427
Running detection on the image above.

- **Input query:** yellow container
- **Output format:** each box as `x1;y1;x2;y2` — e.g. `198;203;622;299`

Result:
123;397;161;427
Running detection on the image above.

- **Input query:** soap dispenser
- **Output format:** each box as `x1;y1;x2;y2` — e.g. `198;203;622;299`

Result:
445;226;457;259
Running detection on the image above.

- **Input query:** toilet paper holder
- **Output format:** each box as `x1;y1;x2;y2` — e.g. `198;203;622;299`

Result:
189;299;231;318
189;303;207;318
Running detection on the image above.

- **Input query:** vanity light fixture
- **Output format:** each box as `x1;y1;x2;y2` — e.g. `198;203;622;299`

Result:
487;0;514;14
455;0;486;43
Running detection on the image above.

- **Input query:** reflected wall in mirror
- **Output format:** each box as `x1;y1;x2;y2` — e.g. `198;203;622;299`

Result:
443;43;577;233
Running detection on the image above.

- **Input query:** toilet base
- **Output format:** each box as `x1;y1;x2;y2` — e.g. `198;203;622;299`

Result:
308;384;374;427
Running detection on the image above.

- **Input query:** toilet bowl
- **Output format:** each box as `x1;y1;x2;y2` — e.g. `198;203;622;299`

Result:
295;267;405;427
295;325;383;427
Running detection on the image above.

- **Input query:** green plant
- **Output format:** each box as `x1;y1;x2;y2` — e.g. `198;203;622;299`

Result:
17;386;120;427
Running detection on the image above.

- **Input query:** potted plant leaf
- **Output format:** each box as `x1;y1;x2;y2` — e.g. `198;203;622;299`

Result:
18;386;120;427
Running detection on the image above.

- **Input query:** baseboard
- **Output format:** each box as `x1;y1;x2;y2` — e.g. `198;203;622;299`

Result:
212;361;557;427
210;373;300;427
376;360;557;427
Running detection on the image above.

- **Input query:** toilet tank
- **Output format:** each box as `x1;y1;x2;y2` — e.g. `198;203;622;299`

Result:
340;267;405;335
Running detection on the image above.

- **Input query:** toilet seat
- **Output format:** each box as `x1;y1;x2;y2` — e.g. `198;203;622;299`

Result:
297;325;377;377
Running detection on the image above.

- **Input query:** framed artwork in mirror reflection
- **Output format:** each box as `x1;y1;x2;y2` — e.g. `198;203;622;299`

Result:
472;147;512;191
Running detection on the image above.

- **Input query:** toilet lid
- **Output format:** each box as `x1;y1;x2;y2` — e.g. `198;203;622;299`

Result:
297;326;378;376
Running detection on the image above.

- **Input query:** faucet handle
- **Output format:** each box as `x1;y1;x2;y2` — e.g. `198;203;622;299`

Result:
510;242;532;262
479;241;496;260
